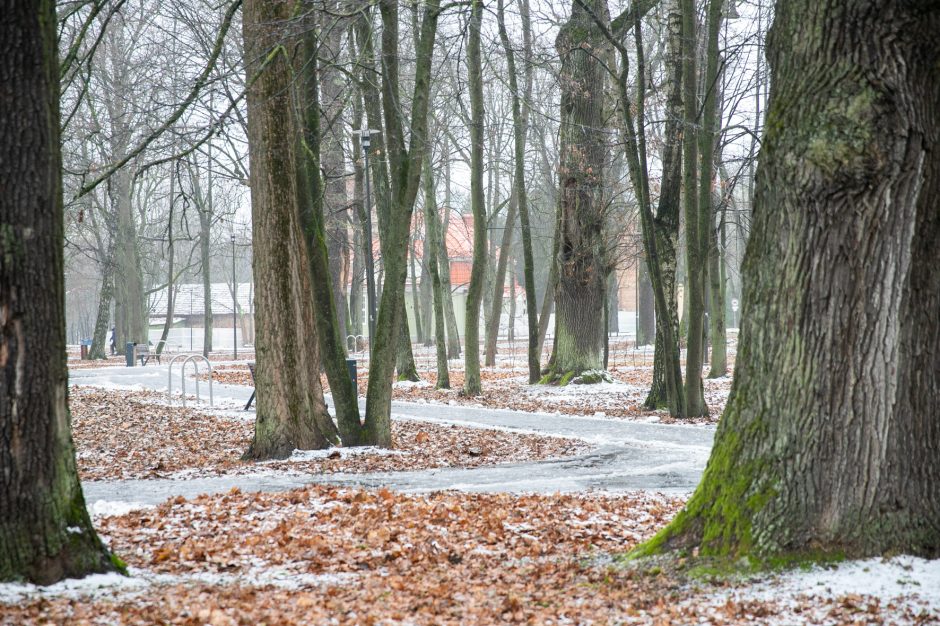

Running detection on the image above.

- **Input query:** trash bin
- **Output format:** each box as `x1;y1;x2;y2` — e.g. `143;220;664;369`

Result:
345;359;357;390
80;338;92;360
125;342;136;367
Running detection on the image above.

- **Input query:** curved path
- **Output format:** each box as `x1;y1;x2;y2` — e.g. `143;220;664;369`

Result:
70;365;714;506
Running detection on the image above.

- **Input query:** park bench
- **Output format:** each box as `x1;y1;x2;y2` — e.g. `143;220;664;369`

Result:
244;361;256;410
135;344;160;366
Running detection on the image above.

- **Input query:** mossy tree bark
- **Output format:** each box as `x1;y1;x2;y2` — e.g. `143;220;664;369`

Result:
440;156;462;359
242;0;340;460
463;0;487;396
546;0;611;383
637;0;940;561
0;0;116;583
294;12;364;447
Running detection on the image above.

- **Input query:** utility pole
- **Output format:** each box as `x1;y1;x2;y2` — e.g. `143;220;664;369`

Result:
231;233;237;359
359;129;380;354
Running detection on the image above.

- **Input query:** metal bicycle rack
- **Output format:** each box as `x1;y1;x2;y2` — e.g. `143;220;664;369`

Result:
167;354;214;407
346;334;366;355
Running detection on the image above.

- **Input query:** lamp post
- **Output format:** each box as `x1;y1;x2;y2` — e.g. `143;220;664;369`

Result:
231;233;237;360
359;129;380;353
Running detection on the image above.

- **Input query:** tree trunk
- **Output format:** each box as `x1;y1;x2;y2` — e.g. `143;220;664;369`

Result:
361;0;441;446
639;0;940;561
242;0;340;460
641;0;683;414
636;258;654;345
88;251;114;359
484;190;517;367
0;0;116;583
156;169;176;356
424;153;450;388
408;232;423;343
463;0;486;396
319;6;350;343
496;0;539;383
547;0;610;383
680;0;708;416
198;204;213;357
295;19;364;447
439;167;461;359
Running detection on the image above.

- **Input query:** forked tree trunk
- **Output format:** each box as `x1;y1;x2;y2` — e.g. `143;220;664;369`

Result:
639;0;940;560
423;153;450;388
547;0;609;383
242;0;339;459
1;0;116;583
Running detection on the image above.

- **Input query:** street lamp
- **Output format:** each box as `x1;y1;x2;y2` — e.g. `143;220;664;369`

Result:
231;232;237;360
358;128;380;353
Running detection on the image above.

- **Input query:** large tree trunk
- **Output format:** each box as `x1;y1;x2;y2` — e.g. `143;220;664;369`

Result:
642;0;683;415
0;0;116;583
546;0;609;383
242;0;340;460
463;0;486;396
639;0;940;561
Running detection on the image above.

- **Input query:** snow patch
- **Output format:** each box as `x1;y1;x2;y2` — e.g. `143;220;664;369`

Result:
88;500;153;518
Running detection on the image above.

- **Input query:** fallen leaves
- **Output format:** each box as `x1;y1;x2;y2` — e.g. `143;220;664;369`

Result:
4;486;933;624
69;387;590;481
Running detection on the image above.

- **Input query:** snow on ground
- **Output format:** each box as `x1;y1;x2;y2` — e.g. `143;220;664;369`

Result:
688;556;940;624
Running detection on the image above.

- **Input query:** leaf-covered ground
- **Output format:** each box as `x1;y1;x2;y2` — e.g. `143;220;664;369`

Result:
3;486;935;625
70;387;590;481
198;363;730;426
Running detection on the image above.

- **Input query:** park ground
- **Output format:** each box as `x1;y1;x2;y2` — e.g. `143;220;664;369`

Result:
1;340;937;624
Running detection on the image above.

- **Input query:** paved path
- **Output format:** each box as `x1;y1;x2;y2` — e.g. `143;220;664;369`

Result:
71;365;714;505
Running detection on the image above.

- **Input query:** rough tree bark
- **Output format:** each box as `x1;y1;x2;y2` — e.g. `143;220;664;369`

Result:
0;0;117;583
545;0;610;384
242;0;340;459
637;0;940;561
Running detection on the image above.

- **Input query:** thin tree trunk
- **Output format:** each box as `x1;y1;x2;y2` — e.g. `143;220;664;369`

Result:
681;0;708;416
424;153;450;388
463;0;486;396
484;190;517;366
295;19;364;447
156;168;176;356
361;0;441;446
440;161;461;358
0;0;116;583
496;0;539;382
199;206;213;356
88;249;114;359
636;257;655;345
